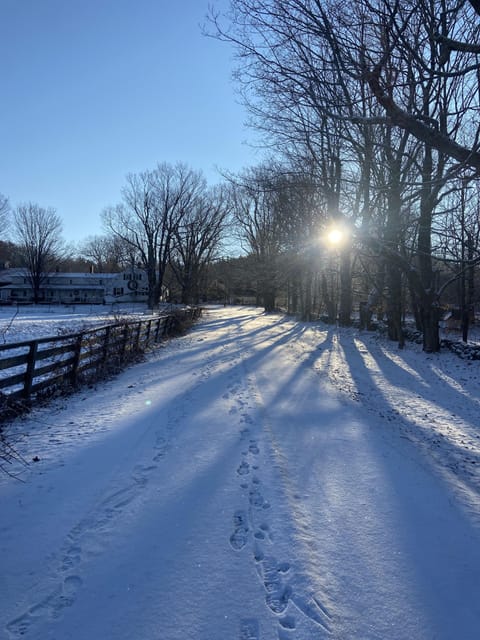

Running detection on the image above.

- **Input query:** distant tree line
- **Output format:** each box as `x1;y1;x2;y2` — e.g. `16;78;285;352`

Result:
0;163;232;307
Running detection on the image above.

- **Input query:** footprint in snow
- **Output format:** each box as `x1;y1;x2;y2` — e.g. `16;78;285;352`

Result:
279;615;296;630
229;510;249;550
61;544;82;571
254;523;274;543
6;575;83;637
249;441;259;455
256;554;292;614
237;460;250;475
54;575;83;615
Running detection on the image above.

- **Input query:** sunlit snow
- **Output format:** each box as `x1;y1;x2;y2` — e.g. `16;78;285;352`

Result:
1;305;479;639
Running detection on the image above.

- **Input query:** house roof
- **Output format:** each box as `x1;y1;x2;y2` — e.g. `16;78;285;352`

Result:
0;269;142;280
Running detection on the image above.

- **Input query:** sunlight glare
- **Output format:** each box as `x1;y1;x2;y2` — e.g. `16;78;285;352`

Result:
327;228;344;246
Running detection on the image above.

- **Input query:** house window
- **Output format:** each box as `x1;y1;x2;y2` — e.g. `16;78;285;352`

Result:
114;287;124;296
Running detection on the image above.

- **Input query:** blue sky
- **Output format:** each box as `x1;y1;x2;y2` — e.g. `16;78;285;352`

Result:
0;0;259;244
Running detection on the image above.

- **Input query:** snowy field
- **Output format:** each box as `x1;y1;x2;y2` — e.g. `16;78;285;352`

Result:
1;305;480;639
0;303;159;344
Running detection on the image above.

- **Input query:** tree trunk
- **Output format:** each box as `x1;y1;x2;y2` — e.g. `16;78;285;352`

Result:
288;270;300;315
302;268;313;321
263;288;276;312
461;309;470;343
321;273;336;323
409;283;423;331
359;302;373;330
338;250;352;326
421;304;440;353
417;144;440;352
386;263;404;348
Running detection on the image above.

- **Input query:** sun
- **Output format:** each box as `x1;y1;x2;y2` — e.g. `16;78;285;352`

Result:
327;228;344;246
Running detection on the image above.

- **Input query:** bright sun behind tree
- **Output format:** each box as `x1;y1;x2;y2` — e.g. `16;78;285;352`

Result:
327;228;344;246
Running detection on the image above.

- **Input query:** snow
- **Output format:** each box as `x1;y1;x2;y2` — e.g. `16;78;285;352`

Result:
0;303;159;344
1;305;480;639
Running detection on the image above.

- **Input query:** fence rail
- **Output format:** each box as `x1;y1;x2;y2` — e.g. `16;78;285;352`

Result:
0;307;201;407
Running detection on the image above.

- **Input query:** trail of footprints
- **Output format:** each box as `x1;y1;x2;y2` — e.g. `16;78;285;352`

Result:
5;460;158;639
6;342;217;639
228;372;332;639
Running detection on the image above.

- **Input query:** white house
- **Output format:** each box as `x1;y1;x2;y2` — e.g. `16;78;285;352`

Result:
0;268;149;304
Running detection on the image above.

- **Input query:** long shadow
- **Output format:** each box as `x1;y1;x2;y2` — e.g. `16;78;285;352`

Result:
301;394;480;638
339;331;480;449
127;310;302;421
358;334;479;425
39;305;480;638
329;331;480;508
328;330;478;433
96;304;480;544
152;316;296;381
154;312;477;495
197;311;480;637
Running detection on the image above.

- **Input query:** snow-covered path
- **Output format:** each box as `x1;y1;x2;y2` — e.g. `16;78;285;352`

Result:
1;306;480;639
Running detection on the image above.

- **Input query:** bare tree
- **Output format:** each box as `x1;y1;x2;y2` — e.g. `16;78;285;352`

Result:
210;0;480;350
263;167;326;320
434;180;480;341
169;184;231;304
102;170;163;308
230;165;288;312
209;1;377;325
78;234;131;272
103;163;206;308
361;0;470;351
153;163;207;304
0;193;10;239
13;203;64;303
362;0;480;172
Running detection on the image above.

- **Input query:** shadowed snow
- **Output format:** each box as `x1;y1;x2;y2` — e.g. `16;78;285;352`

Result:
1;305;479;639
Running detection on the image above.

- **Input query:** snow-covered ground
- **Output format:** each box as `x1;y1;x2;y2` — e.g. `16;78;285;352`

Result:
0;303;158;344
1;305;480;639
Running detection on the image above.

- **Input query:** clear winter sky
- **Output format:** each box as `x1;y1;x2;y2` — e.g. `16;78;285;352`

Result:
0;0;258;245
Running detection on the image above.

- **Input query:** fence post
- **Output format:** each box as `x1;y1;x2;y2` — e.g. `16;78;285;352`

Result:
163;314;171;337
121;323;129;364
23;340;38;399
145;319;152;348
135;321;141;352
102;325;111;370
154;317;161;342
71;333;83;386
161;316;169;338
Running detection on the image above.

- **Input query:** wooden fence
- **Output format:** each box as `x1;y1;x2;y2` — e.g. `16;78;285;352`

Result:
0;307;201;406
